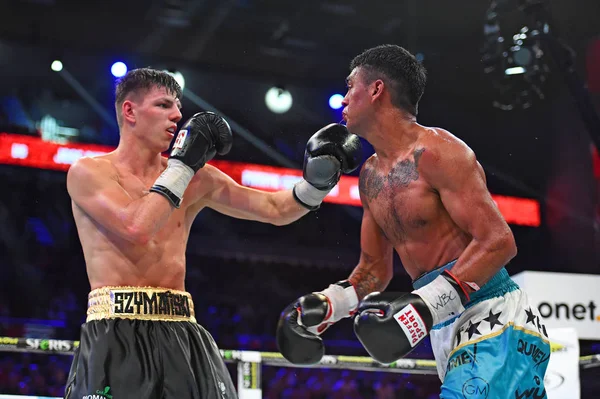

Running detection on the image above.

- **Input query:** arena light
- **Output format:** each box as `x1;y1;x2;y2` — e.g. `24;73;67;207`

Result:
505;66;526;75
481;1;550;110
171;71;185;90
50;60;63;72
164;70;185;90
328;94;344;110
265;86;292;114
110;61;128;78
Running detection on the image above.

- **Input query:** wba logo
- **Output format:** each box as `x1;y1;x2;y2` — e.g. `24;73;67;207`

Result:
394;304;426;347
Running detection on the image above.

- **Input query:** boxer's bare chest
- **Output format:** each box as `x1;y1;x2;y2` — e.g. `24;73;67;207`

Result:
114;169;188;234
359;148;444;243
116;170;156;198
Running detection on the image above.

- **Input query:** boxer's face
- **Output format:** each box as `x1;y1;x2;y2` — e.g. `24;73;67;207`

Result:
129;86;182;151
341;67;373;137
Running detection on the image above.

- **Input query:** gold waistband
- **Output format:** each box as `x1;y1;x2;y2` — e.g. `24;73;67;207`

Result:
86;286;196;323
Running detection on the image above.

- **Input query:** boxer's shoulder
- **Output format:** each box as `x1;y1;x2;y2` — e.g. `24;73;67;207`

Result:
415;128;476;175
420;127;472;155
68;153;119;185
72;151;116;171
363;153;378;166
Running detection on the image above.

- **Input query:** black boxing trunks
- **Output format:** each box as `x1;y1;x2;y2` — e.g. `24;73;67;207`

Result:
64;286;237;399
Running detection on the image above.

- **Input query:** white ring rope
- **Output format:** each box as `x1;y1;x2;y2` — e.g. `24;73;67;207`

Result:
1;336;598;399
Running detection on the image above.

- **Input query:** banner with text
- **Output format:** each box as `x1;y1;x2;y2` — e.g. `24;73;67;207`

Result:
0;133;541;226
512;271;600;340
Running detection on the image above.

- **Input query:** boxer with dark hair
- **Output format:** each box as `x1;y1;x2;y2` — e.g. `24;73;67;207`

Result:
64;68;362;398
277;45;549;398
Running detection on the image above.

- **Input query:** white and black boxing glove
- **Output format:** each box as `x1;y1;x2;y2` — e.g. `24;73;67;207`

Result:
353;270;472;364
293;123;362;210
276;280;358;365
150;112;232;208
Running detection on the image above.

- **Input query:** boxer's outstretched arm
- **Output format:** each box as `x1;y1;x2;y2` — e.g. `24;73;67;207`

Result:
348;200;394;300
423;139;517;288
197;164;309;226
67;157;175;244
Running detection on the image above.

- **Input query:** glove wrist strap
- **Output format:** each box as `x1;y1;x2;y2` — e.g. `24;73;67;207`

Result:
293;179;331;210
150;159;194;208
319;280;359;323
413;271;468;326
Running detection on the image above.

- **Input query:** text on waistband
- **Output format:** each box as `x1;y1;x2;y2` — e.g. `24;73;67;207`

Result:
112;291;191;317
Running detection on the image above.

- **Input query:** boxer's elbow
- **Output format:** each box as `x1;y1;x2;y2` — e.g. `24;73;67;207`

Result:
123;223;153;245
266;209;291;226
270;218;292;227
503;231;518;261
268;208;293;226
119;212;155;244
269;213;304;226
266;193;306;226
489;226;517;262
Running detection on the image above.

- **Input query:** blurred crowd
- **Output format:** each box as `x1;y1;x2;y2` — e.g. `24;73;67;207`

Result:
0;157;445;397
0;354;442;398
262;368;440;399
0;253;443;398
0;131;598;397
0;354;70;398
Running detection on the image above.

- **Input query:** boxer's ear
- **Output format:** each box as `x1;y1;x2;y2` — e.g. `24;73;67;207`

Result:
121;100;136;125
371;80;385;101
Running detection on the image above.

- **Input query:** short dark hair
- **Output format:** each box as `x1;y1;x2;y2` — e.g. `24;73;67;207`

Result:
114;68;182;126
350;44;427;115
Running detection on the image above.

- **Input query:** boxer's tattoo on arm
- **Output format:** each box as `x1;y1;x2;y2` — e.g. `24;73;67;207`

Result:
350;251;388;300
360;250;378;265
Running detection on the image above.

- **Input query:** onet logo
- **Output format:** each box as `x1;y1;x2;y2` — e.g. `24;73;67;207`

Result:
82;386;112;399
537;301;598;322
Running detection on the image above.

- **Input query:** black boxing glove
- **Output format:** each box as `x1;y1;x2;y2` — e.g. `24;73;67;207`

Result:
293;123;362;210
150;112;232;207
354;270;471;364
276;280;358;365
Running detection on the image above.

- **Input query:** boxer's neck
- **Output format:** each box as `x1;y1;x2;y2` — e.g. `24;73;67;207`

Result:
114;137;164;178
369;114;420;162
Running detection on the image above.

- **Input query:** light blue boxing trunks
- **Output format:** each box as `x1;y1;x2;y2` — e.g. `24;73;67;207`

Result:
413;260;550;399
